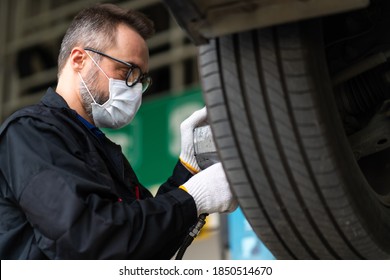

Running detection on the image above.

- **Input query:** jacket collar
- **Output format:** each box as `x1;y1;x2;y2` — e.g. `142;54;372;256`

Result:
41;88;104;136
41;87;71;110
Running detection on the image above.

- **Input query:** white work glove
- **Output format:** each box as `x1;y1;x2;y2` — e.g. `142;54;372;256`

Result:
179;107;207;174
180;162;238;215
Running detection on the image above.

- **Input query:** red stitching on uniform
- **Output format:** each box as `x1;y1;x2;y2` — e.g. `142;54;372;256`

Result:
135;185;140;200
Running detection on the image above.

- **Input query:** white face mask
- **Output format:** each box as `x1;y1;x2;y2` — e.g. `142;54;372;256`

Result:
79;53;143;129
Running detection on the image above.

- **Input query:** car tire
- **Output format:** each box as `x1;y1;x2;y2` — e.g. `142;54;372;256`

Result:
198;20;390;259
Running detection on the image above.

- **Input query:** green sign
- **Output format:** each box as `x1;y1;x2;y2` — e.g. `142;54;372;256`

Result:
103;87;204;190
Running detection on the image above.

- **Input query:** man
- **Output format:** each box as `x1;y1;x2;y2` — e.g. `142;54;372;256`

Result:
0;4;237;259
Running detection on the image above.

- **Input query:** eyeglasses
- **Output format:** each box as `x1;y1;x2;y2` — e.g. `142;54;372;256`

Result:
84;47;152;93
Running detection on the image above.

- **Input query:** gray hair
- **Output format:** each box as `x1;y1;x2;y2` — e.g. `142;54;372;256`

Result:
57;3;154;77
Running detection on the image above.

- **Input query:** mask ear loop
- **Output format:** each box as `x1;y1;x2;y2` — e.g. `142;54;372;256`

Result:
78;72;98;104
85;51;110;80
84;50;114;105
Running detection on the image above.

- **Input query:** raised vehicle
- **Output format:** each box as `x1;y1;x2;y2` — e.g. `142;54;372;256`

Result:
163;0;390;259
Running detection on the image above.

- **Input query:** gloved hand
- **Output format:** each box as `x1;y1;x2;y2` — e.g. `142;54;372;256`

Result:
180;162;238;215
179;107;207;174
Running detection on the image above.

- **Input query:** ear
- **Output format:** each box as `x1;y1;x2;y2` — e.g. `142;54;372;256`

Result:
69;47;87;72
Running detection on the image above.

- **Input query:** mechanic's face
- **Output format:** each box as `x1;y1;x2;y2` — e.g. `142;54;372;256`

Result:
80;24;149;116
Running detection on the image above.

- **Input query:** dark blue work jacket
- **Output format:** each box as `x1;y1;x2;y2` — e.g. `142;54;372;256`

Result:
0;88;197;259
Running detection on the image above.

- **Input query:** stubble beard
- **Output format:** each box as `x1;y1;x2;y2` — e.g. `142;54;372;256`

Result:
79;68;108;119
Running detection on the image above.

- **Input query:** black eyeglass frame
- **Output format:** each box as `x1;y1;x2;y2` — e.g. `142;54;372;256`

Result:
84;47;152;93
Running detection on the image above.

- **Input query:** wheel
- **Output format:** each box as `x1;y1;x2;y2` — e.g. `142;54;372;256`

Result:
198;20;390;259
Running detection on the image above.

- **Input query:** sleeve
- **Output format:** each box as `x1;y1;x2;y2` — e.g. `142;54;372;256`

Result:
0;117;198;259
156;160;194;195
